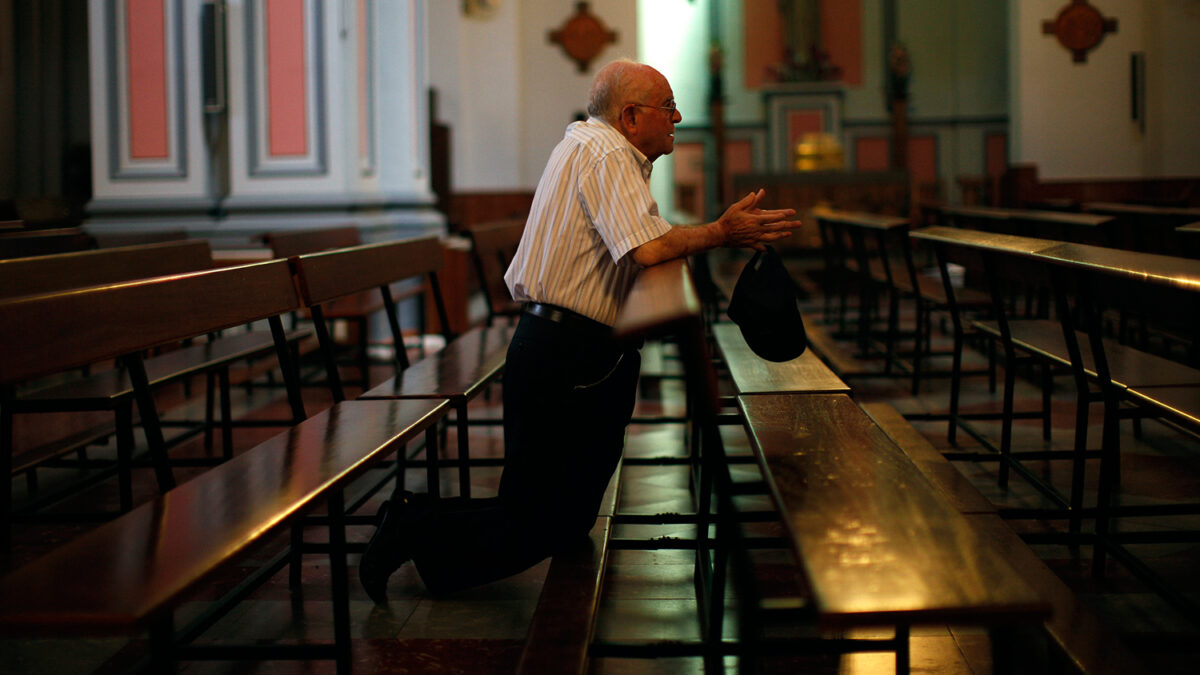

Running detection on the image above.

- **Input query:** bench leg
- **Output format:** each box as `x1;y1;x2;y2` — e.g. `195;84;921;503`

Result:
455;400;471;498
116;399;135;512
425;425;441;500
1069;387;1090;540
327;489;353;675
149;614;177;673
121;353;175;492
204;371;216;452
1;404;11;551
894;623;910;674
219;367;233;461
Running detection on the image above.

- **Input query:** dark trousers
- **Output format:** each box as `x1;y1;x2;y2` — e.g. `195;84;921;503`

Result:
411;310;640;594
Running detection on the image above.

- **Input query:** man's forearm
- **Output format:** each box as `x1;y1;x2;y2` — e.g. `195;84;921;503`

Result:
629;223;724;267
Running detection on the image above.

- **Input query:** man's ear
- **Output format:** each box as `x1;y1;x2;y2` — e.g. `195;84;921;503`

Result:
618;104;638;132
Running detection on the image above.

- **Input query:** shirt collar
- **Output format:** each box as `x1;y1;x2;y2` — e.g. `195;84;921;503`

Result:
586;117;654;181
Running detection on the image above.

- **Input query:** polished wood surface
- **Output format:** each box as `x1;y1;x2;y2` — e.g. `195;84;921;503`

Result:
0;260;302;385
967;513;1150;675
739;393;1048;626
515;468;619;675
1084;202;1200;219
860;402;996;515
264;226;361;259
20;330;307;402
910;225;1060;256
0;398;449;634
359;325;515;400
1128;385;1200;428
0;240;213;300
292;237;443;306
612;258;703;343
975;319;1200;388
1033;242;1200;290
812;206;909;230
712;323;849;395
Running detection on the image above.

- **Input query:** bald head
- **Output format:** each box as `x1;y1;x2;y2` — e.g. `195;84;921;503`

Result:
587;59;667;126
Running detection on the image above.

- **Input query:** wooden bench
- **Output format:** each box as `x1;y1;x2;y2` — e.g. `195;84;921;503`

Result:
515;460;621;675
862;401;1148;674
739;392;1049;672
914;225;1200;616
0;261;453;673
1082;202;1200;255
711;322;849;395
265;226;389;390
289;238;514;499
817;206;994;394
607;258;1052;673
464;218;525;327
0;244;316;538
0;226;95;258
0;260;312;548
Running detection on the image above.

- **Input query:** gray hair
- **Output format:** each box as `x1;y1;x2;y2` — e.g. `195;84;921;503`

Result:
587;58;644;125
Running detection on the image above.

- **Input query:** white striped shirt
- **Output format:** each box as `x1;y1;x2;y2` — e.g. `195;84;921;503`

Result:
504;118;672;326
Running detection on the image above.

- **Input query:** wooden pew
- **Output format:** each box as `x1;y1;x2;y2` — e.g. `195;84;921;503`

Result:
0;262;453;673
1082;202;1200;255
0;239;212;299
816;206;993;394
264;226;384;390
939;204;1115;248
711;322;848;396
91;229;189;249
607;258;1051;673
0;261;308;546
913;226;1200;621
290;238;514;499
515;460;621;675
0;241;311;526
464;218;525;327
0;227;95;259
863;401;1147;674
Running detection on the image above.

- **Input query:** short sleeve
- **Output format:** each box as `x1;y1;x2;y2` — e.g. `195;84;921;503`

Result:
578;150;672;264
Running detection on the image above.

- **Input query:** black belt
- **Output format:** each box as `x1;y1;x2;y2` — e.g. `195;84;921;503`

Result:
523;302;609;336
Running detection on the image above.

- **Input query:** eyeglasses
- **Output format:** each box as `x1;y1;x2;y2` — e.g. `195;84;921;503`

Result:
630;100;678;115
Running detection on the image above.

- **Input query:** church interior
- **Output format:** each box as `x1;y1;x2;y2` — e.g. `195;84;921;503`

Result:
2;1;1199;673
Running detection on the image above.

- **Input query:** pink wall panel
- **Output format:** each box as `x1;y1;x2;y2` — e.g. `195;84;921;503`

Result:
855;136;890;171
908;136;938;185
743;0;786;89
357;0;369;161
266;0;308;157
126;0;169;159
821;1;862;85
787;110;825;157
744;0;862;88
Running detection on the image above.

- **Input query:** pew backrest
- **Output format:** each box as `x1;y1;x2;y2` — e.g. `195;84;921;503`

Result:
0;259;302;386
0;239;214;300
289;236;443;307
264;226;361;259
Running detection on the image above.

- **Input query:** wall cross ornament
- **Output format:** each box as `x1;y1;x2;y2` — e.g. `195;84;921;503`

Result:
548;2;618;73
1042;0;1118;63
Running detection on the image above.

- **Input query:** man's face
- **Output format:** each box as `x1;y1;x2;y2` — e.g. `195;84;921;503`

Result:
623;71;682;163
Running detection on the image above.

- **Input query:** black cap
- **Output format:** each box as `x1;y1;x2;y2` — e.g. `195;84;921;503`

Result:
726;246;808;362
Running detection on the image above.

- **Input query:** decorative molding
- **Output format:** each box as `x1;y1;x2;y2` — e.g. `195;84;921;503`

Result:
106;0;188;180
548;2;617;73
1041;0;1117;63
245;0;328;177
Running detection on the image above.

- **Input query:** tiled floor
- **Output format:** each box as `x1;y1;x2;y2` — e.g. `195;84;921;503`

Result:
3;265;1199;673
